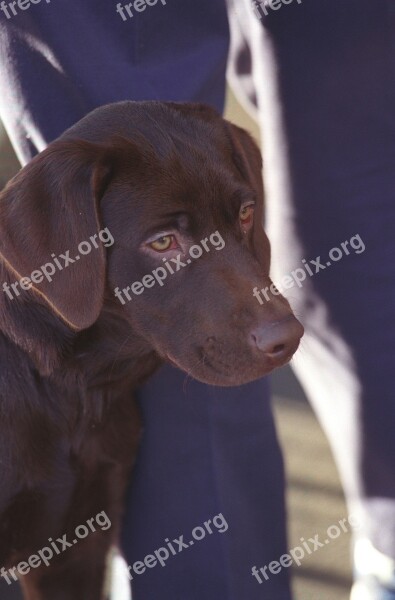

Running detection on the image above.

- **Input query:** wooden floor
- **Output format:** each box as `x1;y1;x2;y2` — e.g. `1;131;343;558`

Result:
272;367;352;600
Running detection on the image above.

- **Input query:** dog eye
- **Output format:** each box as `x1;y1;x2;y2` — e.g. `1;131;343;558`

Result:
148;235;178;252
239;204;255;230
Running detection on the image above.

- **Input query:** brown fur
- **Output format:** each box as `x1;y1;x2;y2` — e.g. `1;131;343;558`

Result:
0;101;302;599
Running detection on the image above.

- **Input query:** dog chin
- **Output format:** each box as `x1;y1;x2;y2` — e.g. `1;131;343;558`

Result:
198;365;281;387
188;368;271;387
165;352;281;387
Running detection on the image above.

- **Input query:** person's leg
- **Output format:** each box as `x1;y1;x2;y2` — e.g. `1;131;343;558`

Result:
0;0;229;163
228;0;395;597
0;3;292;599
121;365;290;599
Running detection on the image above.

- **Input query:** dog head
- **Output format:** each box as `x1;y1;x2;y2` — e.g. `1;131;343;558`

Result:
0;101;302;385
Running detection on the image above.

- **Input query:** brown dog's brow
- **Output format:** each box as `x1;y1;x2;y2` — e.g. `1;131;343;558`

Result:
142;211;192;235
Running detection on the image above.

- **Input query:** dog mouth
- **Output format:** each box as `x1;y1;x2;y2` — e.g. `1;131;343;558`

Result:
164;343;299;387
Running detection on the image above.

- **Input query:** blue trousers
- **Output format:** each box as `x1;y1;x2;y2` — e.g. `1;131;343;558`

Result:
228;0;395;594
0;2;290;599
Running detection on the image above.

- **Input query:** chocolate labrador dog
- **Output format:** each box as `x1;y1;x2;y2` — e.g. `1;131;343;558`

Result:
0;101;303;599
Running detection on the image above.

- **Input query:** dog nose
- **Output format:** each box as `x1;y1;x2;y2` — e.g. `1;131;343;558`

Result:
250;316;304;363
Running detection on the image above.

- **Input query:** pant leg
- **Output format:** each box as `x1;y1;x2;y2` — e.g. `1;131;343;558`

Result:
121;365;290;600
0;0;229;162
0;5;292;599
228;0;395;594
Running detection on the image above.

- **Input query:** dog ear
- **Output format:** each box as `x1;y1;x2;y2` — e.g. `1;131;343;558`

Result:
224;121;266;238
166;102;263;196
225;121;263;199
0;139;114;331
